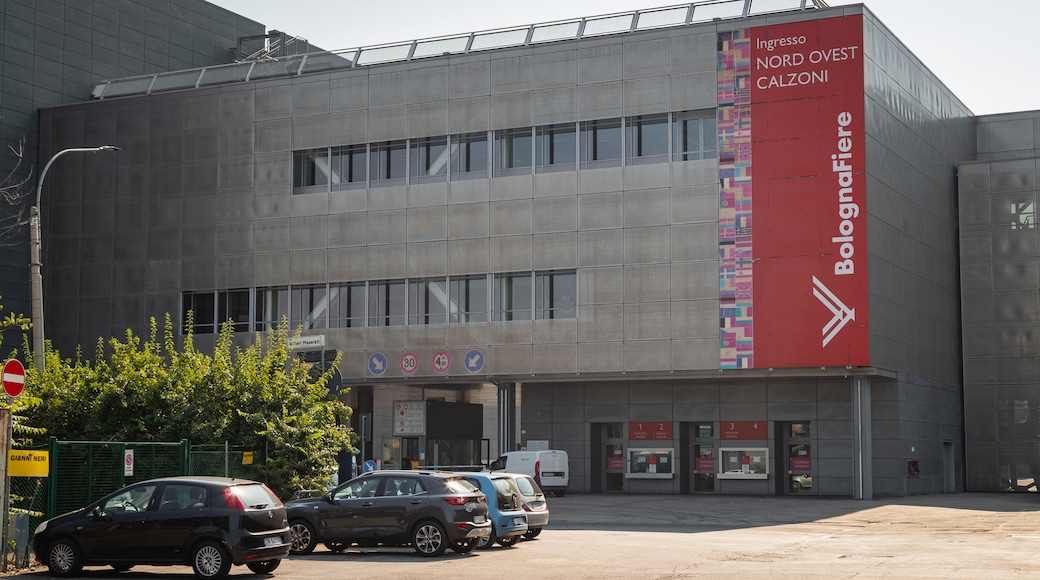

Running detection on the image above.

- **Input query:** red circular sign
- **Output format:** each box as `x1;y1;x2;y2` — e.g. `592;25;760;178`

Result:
3;358;25;397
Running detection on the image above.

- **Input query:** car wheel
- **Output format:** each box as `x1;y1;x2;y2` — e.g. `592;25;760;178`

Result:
111;564;135;572
450;538;477;554
411;520;448;557
523;527;542;539
46;538;83;578
554;490;566;498
324;541;350;553
289;520;317;555
477;525;498;550
191;540;231;579
246;559;281;574
792;481;803;492
498;534;519;547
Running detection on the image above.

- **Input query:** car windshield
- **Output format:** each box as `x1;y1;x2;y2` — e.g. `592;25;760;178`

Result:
102;483;157;514
229;483;282;509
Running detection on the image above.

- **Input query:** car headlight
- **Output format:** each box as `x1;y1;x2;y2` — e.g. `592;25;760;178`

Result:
34;521;47;534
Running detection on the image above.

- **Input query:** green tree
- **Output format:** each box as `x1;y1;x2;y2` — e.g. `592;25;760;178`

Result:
25;314;353;499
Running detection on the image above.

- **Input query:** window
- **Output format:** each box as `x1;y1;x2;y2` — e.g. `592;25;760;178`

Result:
536;123;577;173
329;282;365;328
291;284;328;329
183;292;216;334
493;272;533;321
103;484;157;515
330;144;366;189
1011;202;1036;229
184;289;249;334
370;140;407;185
450;132;488;179
494;127;533;176
368;280;406;326
293;148;331;193
408;278;449;325
673;111;717;161
535;270;577;319
580;118;622;169
255;287;289;331
449;275;489;323
218;289;250;332
625;114;669;165
410;136;449;182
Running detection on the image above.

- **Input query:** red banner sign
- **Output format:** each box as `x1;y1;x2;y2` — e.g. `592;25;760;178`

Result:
718;15;868;369
629;422;674;441
721;421;766;440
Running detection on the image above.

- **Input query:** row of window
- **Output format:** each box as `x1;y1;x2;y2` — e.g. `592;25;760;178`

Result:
292;110;717;193
182;270;577;334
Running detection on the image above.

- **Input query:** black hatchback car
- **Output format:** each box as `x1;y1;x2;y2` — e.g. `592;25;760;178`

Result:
285;470;491;556
32;476;290;578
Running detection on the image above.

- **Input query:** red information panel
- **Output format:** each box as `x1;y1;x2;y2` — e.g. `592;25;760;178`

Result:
721;421;766;440
750;15;868;368
607;457;624;471
695;457;715;471
790;457;812;472
629;422;674;441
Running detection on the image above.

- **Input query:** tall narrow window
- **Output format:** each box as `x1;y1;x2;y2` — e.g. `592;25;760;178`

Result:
536;123;577;173
536;271;577;319
625;113;669;165
494;127;533;177
370;140;407;185
673;111;718;161
580;118;622;169
218;289;250;332
255;287;289;331
331;144;367;189
450;132;488;180
493;272;533;321
449;275;489;323
410;136;449;183
292;148;331;193
329;282;366;328
368;280;406;326
183;292;216;334
408;278;449;325
291;284;329;329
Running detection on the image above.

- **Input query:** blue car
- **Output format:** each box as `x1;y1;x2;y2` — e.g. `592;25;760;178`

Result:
461;473;527;549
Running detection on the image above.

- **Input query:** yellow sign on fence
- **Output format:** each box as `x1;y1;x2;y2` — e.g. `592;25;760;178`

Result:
242;451;253;465
8;450;49;477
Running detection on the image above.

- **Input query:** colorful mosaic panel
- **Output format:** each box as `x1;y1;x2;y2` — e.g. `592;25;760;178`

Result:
717;30;753;369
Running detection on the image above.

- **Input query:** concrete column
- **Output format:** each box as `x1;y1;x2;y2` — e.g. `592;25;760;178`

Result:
851;375;873;499
497;382;516;455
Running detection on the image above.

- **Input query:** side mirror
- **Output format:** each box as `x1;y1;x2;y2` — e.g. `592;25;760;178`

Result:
91;506;104;518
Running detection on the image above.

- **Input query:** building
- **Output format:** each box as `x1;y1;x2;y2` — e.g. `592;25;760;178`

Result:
27;0;1039;497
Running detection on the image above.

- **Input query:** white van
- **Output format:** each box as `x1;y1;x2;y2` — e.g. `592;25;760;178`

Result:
489;450;569;497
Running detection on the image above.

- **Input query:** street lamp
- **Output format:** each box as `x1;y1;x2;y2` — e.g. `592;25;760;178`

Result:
30;145;120;371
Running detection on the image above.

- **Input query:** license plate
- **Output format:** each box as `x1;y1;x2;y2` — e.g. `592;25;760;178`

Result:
513;517;525;525
263;536;281;546
473;515;486;524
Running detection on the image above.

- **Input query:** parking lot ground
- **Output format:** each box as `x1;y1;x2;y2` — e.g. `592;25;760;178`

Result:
13;492;1040;579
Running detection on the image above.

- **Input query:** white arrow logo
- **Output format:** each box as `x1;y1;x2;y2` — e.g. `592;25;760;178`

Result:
813;276;855;347
467;353;482;368
371;356;384;371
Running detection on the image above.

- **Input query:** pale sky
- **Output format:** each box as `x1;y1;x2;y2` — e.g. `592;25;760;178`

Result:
210;0;1038;116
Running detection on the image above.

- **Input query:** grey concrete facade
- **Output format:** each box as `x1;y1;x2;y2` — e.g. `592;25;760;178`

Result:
959;111;1040;491
0;0;264;347
30;3;1005;497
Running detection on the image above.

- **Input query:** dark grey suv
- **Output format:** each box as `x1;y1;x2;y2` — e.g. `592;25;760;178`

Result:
32;476;289;578
285;470;491;556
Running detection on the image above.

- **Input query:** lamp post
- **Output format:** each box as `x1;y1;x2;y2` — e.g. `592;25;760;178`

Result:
30;146;120;371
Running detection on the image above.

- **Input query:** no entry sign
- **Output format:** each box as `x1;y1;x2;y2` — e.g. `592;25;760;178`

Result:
3;358;25;398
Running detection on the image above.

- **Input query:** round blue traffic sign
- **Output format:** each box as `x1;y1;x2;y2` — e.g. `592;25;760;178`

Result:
368;353;388;376
363;460;377;473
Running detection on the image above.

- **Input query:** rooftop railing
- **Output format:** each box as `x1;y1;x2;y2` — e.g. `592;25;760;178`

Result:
91;0;827;100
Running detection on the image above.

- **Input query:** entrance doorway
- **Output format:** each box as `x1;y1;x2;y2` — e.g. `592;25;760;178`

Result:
782;422;813;495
